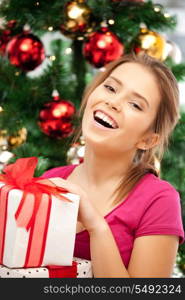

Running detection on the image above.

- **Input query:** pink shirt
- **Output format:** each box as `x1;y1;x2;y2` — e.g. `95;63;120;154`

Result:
42;164;185;268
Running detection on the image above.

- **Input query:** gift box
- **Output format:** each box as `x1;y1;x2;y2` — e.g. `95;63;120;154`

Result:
0;257;92;278
0;157;80;268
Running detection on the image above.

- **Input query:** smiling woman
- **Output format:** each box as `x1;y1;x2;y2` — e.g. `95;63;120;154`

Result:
42;53;185;278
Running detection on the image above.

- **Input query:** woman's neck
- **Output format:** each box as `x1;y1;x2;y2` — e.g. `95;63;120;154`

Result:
79;144;134;189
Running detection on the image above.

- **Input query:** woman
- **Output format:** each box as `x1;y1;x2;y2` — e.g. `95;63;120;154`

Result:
42;53;185;278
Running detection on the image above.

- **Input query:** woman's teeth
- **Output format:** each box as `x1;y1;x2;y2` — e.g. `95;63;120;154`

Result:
94;111;118;129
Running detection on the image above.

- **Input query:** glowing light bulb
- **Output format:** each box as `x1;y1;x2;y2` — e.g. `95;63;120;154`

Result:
164;13;170;18
65;48;72;54
108;19;115;25
154;7;160;12
48;26;53;31
50;55;56;61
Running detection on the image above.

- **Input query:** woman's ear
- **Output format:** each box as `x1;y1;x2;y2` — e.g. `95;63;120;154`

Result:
136;133;160;151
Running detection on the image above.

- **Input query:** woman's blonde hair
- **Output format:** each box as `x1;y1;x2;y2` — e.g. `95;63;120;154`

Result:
73;53;180;204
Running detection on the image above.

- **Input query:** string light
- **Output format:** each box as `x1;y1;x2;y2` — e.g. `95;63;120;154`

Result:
1;146;7;151
49;55;56;61
0;106;3;112
65;47;72;55
15;71;20;76
48;26;53;32
164;13;170;18
108;19;115;25
77;36;84;41
154;7;160;12
153;4;163;13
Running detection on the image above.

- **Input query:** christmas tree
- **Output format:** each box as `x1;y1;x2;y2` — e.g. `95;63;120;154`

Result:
0;0;185;275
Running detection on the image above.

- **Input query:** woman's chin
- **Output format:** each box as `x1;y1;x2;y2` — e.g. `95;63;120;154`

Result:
84;135;116;154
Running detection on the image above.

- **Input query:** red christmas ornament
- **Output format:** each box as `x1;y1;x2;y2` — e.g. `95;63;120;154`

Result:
6;32;45;71
0;20;17;56
38;91;76;139
0;29;11;55
83;27;124;68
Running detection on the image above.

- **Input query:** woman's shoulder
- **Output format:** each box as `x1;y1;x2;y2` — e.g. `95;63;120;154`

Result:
41;164;78;179
132;173;181;221
140;173;179;197
133;173;184;244
124;172;181;216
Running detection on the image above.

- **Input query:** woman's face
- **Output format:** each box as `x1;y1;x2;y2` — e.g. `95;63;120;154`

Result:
82;62;161;156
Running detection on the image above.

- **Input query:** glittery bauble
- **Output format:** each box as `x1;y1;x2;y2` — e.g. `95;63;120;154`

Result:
83;27;124;68
60;0;96;39
8;128;27;148
38;96;76;139
134;28;167;61
6;32;45;71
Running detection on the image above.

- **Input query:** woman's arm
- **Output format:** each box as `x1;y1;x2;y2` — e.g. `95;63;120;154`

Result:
89;223;130;277
89;223;179;278
127;235;179;277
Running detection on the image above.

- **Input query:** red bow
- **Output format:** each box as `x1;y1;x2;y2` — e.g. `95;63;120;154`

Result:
0;157;71;230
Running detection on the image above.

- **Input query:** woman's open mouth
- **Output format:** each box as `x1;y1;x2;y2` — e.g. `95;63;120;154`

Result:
93;110;119;129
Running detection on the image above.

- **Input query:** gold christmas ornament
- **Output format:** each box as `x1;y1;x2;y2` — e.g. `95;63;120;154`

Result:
134;28;167;61
60;0;96;39
8;128;27;147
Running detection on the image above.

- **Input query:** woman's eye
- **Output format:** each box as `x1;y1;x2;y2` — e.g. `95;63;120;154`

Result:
104;84;116;93
130;102;142;111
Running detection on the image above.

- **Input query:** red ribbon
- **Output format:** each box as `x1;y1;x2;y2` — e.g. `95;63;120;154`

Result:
0;157;71;267
47;261;77;278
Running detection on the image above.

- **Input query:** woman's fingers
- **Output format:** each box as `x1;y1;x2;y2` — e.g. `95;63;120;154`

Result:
48;177;82;196
48;177;68;187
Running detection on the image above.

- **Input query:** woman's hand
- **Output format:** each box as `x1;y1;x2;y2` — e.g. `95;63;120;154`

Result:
47;177;108;234
48;178;128;278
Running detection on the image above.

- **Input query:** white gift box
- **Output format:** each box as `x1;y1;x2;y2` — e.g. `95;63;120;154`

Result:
0;182;80;268
0;257;92;278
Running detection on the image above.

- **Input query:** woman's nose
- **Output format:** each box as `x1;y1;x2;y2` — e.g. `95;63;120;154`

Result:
105;97;122;112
